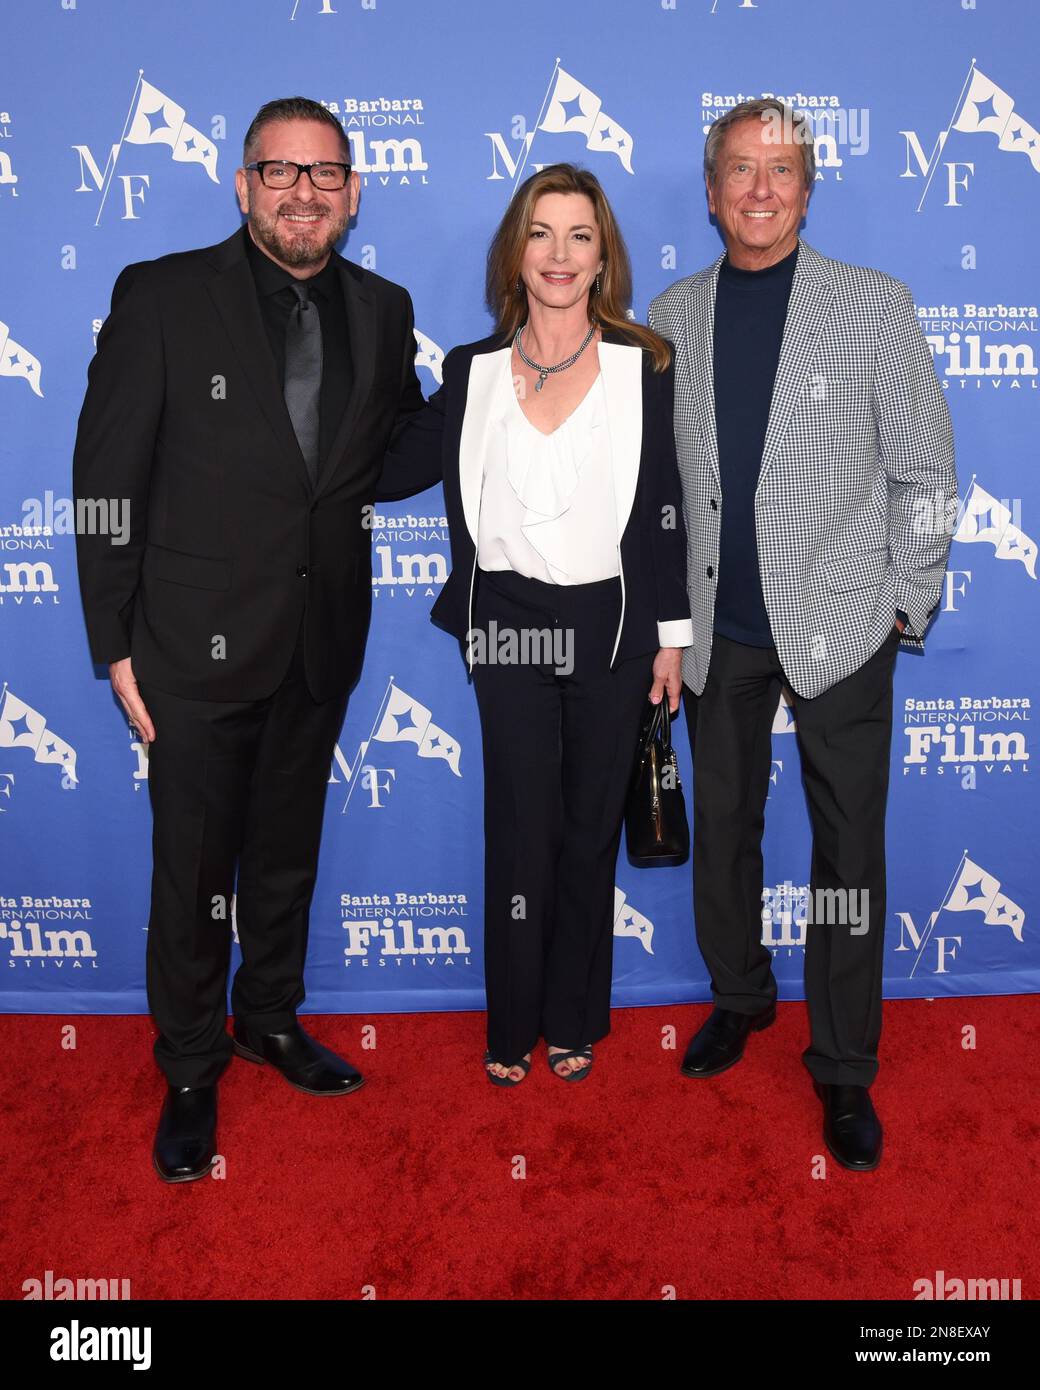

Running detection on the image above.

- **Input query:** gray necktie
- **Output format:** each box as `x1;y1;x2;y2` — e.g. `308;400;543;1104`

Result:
283;281;322;487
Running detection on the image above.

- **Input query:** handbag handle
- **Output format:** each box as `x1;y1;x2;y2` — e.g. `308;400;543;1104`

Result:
639;698;672;760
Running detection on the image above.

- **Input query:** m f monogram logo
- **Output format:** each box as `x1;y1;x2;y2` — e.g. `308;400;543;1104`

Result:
486;59;634;189
893;910;960;975
328;739;396;812
902;58;1040;209
73;70;219;224
330;679;462;813
896;852;1025;977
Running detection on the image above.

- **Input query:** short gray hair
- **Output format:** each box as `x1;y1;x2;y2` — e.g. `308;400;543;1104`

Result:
704;98;816;188
243;96;350;165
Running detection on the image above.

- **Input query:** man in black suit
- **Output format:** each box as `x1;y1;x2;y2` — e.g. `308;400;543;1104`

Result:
73;97;438;1182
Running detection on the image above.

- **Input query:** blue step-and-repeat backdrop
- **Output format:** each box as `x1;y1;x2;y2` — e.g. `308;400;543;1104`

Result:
1;0;1036;1014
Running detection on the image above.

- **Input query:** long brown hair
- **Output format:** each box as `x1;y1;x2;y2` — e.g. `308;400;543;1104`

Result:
485;163;672;371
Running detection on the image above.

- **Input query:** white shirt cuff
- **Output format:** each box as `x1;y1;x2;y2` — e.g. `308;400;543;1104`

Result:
657;618;694;648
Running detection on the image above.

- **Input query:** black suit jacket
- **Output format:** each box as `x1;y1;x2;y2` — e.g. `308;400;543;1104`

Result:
384;329;693;674
73;227;439;702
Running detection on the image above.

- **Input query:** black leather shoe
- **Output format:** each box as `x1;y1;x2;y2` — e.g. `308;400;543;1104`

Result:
680;1003;776;1077
153;1084;217;1184
814;1081;883;1171
233;1021;365;1096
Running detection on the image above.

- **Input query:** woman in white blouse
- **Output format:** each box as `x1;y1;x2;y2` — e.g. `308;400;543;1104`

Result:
386;164;693;1085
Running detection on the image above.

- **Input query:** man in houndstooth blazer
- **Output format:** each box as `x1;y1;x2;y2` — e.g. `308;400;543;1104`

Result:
648;99;957;1171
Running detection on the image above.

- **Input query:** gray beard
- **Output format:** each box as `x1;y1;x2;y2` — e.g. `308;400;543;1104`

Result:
248;206;349;268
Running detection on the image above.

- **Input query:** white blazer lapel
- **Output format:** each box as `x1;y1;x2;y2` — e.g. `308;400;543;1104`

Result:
598;341;642;539
458;347;512;544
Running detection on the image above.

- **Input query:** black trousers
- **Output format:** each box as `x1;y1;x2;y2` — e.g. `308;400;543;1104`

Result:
682;629;900;1087
137;613;349;1088
471;568;654;1066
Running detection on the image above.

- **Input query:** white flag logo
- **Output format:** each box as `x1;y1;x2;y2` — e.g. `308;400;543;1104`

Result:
124;77;219;183
613;886;654;954
952;67;1040;175
0;687;77;783
538;66;634;173
413;329;445;386
0;320;43;397
954;480;1037;579
372;684;461;775
946;855;1025;943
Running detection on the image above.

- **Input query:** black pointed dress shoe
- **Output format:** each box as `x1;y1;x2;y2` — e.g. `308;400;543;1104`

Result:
680;1003;776;1077
153;1084;218;1184
814;1081;883;1171
233;1021;365;1096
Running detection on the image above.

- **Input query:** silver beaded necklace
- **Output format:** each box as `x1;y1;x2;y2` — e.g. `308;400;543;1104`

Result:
513;320;597;392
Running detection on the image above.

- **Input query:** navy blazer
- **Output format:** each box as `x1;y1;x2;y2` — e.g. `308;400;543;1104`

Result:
382;327;694;673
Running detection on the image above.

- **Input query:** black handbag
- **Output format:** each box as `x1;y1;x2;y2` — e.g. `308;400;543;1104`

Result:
624;699;690;868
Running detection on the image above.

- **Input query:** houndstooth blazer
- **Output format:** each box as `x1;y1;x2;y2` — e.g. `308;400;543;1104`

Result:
648;238;957;700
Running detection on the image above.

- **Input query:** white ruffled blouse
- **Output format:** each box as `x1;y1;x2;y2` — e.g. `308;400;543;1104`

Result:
476;355;620;585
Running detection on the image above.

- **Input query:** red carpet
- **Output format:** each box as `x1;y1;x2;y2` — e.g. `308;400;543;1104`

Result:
1;999;1036;1301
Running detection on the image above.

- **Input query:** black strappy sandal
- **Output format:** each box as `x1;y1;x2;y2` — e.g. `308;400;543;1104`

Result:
547;1045;593;1082
483;1051;532;1087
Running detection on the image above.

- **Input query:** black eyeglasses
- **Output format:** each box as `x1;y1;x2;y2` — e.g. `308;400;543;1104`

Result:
245;160;352;191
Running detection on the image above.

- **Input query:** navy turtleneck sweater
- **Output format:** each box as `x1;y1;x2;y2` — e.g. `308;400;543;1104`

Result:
712;243;798;648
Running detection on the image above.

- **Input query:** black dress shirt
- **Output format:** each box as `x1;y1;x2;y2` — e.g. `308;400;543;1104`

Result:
243;225;353;476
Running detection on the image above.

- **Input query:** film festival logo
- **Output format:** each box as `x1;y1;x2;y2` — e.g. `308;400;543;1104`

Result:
340;889;471;968
761;882;811;953
369;503;448;602
903;689;1029;785
5;493;117;611
0;504;60;608
919;300;1037;393
0;895;97;970
0;683;78;808
316;90;427;186
6;491;132;611
0;545;59;605
906;689;1028;789
329;678;461;813
903;59;1040;210
73;71;219;225
758;883;868;953
486;59;634;190
895;851;1024;979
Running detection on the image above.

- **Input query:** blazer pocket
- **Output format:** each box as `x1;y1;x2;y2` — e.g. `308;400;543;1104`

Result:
824;550;888;593
144;542;232;591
